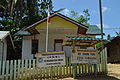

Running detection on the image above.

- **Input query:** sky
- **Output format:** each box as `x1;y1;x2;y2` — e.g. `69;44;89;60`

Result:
52;0;120;38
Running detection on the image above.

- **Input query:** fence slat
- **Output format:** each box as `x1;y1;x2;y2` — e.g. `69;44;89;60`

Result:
13;60;17;80
0;61;1;75
78;64;81;76
19;60;24;80
2;61;5;80
104;48;108;73
66;57;69;77
32;59;36;79
10;60;13;80
28;59;32;80
25;59;28;80
0;50;107;80
5;61;9;80
68;57;71;76
17;60;21;79
63;66;65;77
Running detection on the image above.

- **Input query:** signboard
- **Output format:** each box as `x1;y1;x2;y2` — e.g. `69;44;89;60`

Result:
35;51;65;67
72;49;98;64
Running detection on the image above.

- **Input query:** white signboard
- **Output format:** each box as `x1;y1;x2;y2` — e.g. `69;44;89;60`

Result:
35;51;66;67
72;49;98;64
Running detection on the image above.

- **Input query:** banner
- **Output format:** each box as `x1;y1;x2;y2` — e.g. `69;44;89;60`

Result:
36;51;65;67
72;49;98;64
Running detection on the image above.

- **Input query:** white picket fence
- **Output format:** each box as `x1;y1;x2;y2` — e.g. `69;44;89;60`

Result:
0;59;36;80
0;49;107;80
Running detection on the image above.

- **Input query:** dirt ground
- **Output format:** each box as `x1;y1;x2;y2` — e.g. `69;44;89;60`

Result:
60;64;120;80
108;64;120;79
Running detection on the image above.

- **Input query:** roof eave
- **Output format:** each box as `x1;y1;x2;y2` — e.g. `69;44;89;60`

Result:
24;13;88;31
0;32;10;41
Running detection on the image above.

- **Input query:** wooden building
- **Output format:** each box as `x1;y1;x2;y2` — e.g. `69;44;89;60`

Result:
106;36;120;63
0;31;14;60
15;13;102;59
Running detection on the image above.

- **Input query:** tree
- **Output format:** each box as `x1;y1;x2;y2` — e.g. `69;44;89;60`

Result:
0;0;53;37
68;9;90;24
0;0;53;59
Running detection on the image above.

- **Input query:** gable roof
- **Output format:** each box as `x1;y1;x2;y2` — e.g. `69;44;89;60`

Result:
0;31;14;48
25;13;88;31
15;13;101;36
0;31;10;41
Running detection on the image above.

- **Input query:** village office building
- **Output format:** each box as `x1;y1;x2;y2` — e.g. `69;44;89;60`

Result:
15;13;101;59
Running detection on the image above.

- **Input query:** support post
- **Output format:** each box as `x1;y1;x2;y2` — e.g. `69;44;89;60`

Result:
72;40;77;78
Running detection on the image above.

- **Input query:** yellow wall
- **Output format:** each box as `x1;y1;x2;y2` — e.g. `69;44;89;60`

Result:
35;16;78;29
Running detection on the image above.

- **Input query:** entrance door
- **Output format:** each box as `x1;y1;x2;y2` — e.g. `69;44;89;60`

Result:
54;39;63;51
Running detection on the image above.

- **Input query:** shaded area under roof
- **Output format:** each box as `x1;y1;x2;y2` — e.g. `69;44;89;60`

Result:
63;36;104;47
86;25;101;35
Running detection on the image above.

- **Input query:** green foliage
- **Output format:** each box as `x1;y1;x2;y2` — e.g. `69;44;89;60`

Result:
68;9;90;24
96;41;108;49
0;0;53;40
0;0;53;59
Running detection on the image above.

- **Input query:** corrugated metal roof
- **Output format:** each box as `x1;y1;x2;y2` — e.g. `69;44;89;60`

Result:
14;30;31;36
0;31;10;41
86;25;101;35
66;36;103;41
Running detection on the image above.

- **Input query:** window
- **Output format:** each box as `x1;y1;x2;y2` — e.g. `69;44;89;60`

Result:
32;40;38;54
54;39;63;51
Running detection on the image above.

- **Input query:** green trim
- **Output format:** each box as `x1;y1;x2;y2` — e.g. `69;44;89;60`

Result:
66;36;104;41
15;30;31;36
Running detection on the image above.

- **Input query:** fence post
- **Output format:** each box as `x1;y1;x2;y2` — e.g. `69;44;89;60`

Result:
25;59;28;80
33;59;36;79
94;64;97;75
2;61;5;80
73;63;77;78
0;61;1;75
104;47;108;74
17;60;21;79
10;60;13;80
14;60;17;80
